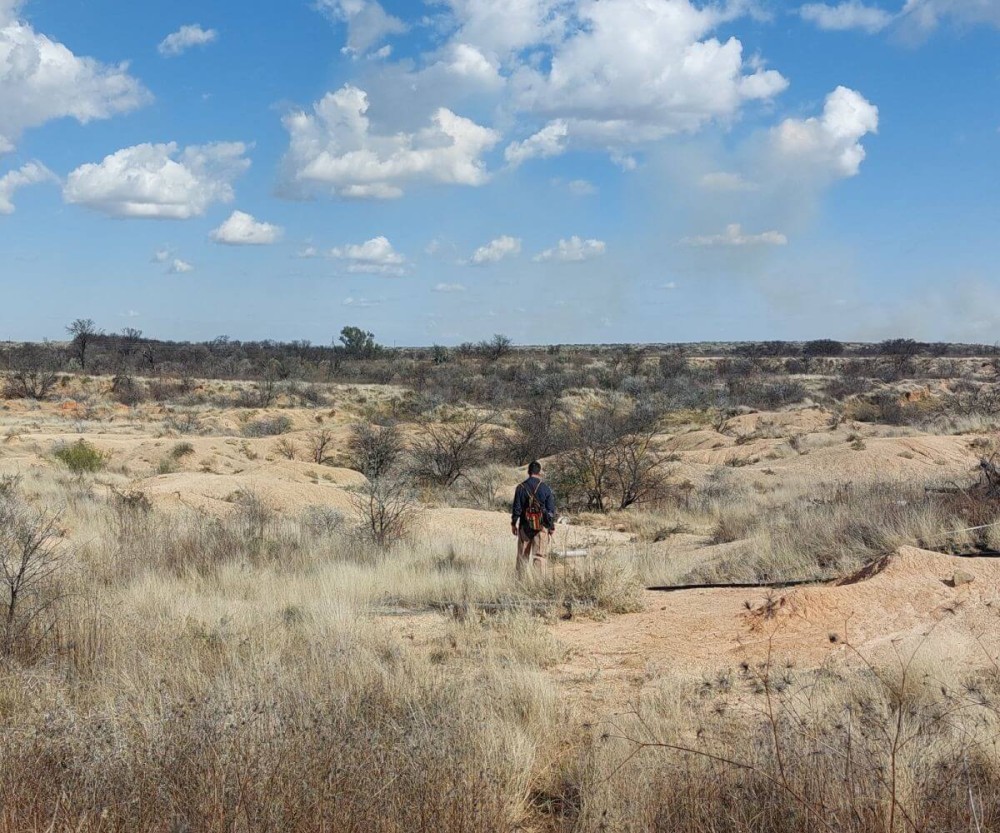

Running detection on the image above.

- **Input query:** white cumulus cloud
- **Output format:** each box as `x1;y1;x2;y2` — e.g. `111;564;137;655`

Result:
470;235;522;265
281;85;500;199
0;4;149;154
211;210;283;245
511;0;789;146
168;258;194;273
316;0;407;56
799;2;894;33
505;120;568;166
158;24;218;57
533;236;607;262
64;142;251;219
770;86;878;178
0;160;55;214
681;223;788;246
330;235;406;275
434;282;466;292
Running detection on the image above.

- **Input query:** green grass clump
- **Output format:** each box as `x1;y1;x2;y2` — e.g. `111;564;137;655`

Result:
53;439;106;474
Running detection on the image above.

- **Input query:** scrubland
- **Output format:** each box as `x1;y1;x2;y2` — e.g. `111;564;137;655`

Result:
4;338;1000;831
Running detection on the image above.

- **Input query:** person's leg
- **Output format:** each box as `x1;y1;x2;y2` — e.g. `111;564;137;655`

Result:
531;530;550;573
516;528;532;576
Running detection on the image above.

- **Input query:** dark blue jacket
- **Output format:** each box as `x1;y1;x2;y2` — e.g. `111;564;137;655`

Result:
511;476;556;535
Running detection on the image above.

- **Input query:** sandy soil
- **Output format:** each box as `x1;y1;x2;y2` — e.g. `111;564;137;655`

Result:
549;546;1000;707
2;393;995;713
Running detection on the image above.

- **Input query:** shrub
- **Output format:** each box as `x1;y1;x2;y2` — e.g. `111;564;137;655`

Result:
0;488;64;661
308;428;336;465
351;475;416;548
802;339;844;357
53;440;106;474
170;442;195;459
532;555;644;614
410;412;492;487
348;422;404;478
552;398;667;512
242;415;292;437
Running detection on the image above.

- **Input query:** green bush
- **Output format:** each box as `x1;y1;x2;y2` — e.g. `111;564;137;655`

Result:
53;440;106;474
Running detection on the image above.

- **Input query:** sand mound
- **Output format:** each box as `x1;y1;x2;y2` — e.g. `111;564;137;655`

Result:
721;408;831;437
135;467;365;515
550;546;1000;707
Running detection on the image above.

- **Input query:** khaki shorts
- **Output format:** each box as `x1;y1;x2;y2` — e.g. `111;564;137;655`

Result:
516;527;550;575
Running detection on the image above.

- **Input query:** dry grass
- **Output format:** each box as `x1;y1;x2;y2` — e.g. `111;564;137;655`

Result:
4;378;1000;831
570;636;1000;832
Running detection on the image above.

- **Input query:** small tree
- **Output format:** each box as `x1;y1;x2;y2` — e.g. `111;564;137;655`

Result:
4;344;60;400
66;318;101;371
0;491;64;659
338;326;381;360
477;334;513;362
351;475;416;548
509;395;566;464
410;411;492;487
802;339;844;358
552;397;667;512
307;428;336;465
348;422;403;479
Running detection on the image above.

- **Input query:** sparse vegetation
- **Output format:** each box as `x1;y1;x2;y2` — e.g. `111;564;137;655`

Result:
53;439;106;473
4;334;1000;830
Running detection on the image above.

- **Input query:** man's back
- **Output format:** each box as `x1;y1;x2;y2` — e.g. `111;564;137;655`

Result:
512;475;556;535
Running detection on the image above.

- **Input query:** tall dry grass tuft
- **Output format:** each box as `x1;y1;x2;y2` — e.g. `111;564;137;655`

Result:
568;637;1000;832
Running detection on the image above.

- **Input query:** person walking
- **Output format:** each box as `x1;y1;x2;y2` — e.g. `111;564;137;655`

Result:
511;461;557;577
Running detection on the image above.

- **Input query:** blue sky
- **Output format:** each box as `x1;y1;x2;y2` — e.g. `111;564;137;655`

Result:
0;0;997;345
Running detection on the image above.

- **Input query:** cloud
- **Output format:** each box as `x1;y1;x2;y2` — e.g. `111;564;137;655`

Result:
64;142;251;219
899;0;1000;35
438;42;503;87
330;235;406;275
504;120;568;166
700;171;757;191
470;235;522;265
0;5;149;154
565;178;597;196
533;236;607;262
210;210;283;245
442;0;569;57
681;223;788;246
434;282;466;292
662;281;678;289
316;0;407;56
280;85;500;199
297;245;319;258
158;24;218;57
342;296;383;307
510;0;789;147
770;86;878;178
168;258;194;273
0;161;55;214
152;248;170;263
799;2;894;33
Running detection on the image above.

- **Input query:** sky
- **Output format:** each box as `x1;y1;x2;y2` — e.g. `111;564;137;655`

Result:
0;0;998;346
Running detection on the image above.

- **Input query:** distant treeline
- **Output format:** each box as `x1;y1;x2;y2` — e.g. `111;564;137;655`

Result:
3;321;998;410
